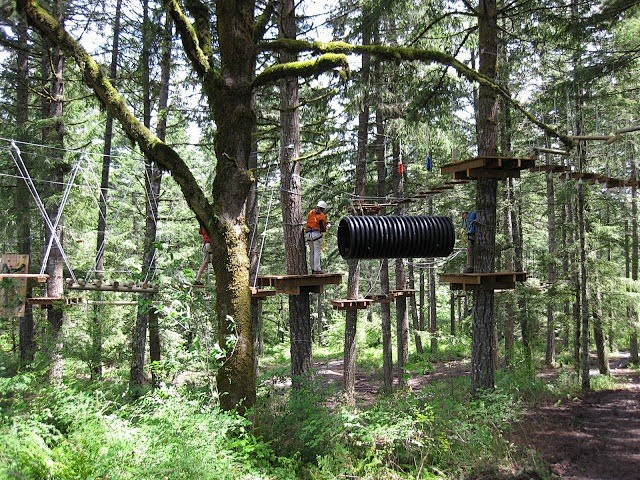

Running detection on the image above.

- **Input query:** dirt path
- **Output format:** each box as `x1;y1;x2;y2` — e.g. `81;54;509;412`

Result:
314;357;640;479
511;367;640;480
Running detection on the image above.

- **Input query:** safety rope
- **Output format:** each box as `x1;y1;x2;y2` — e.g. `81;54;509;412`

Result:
253;168;277;288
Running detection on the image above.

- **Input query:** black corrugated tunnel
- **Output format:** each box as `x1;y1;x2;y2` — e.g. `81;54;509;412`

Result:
337;215;455;259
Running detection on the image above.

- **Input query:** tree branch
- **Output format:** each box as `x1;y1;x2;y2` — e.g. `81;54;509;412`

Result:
20;0;216;226
260;38;574;148
253;53;349;87
164;0;213;80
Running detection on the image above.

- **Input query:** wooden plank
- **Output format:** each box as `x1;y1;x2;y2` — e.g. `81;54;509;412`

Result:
0;273;49;282
389;289;416;298
250;288;276;299
529;165;571;173
27;297;83;308
255;273;343;291
66;283;159;293
470;168;520;179
441;157;489;175
439;273;482;285
330;298;374;310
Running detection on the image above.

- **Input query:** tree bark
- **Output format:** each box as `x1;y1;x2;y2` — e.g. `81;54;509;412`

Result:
393;140;409;388
15;17;35;366
592;282;609;375
375;105;393;393
407;260;423;354
545;153;557;367
631;161;639;364
277;0;313;387
149;13;173;388
471;0;499;394
41;0;66;383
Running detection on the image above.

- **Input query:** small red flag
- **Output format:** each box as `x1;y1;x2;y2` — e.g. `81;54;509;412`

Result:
397;159;404;175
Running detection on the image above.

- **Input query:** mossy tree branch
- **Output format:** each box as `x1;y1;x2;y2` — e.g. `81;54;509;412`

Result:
253;53;349;88
19;0;216;228
261;38;575;149
164;0;212;79
253;0;275;43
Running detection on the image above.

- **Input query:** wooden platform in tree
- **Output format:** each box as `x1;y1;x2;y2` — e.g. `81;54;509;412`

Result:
347;203;393;215
330;298;374;310
441;155;535;180
529;165;571;174
365;293;392;303
250;287;277;299
0;273;49;283
389;289;416;298
27;297;83;308
439;271;527;291
364;289;416;302
65;279;158;293
255;273;343;295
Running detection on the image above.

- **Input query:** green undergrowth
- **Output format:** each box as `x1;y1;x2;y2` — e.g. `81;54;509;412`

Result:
1;356;625;480
0;373;296;480
254;375;528;479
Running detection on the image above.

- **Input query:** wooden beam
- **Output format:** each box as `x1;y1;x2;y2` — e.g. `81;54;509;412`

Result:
330;298;374;310
27;297;83;307
532;147;571;156
0;273;49;283
66;283;159;293
255;273;342;295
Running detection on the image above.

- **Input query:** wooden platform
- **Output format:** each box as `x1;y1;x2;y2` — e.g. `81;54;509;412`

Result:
250;287;277;299
330;298;374;310
0;273;49;283
529;165;571;174
365;289;416;302
27;297;83;308
347;203;393;215
255;273;343;295
441;155;535;180
439;272;527;291
65;279;158;293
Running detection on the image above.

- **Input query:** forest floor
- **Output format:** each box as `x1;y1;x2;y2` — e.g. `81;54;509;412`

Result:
312;354;640;480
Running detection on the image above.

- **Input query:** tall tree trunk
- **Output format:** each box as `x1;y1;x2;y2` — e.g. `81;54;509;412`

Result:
208;26;256;412
545;150;557;367
149;13;173;388
427;198;437;353
278;0;313;387
502;183;515;367
342;12;372;400
592;281;609;375
407;260;423;354
15;17;35;366
471;0;499;394
41;0;66;383
91;0;122;381
577;150;590;390
130;0;163;394
375;106;393;393
392;140;408;388
631;162;639;364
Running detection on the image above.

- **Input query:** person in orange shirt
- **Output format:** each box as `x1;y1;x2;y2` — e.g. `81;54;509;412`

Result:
305;200;329;274
194;222;212;285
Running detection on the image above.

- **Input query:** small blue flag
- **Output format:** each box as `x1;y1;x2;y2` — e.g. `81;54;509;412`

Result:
425;154;432;172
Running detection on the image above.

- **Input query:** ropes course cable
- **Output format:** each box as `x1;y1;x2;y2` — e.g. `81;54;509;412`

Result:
252;165;278;289
9;142;78;283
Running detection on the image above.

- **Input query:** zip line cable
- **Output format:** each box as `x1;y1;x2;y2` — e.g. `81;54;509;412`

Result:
41;154;83;277
10;142;78;283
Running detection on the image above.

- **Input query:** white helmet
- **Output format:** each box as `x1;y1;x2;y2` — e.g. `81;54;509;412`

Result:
316;200;327;209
